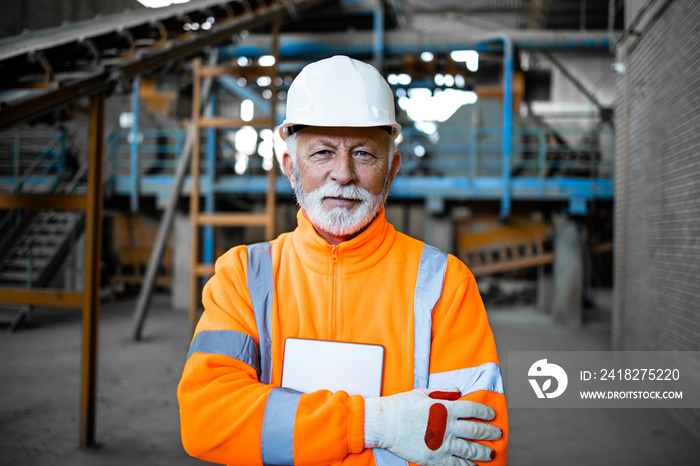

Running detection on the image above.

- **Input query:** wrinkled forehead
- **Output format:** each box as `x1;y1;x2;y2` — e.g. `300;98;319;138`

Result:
296;126;391;151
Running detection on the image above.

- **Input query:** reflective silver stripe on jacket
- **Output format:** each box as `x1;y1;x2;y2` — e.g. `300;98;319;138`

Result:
374;244;448;466
373;448;409;466
413;244;448;390
428;362;505;395
247;242;301;465
186;329;261;377
261;387;302;465
247;241;274;384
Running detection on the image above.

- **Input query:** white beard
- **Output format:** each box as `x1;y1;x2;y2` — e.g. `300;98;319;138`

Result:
293;164;392;239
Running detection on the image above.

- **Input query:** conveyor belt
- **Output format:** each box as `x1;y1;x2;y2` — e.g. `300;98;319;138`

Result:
0;0;331;130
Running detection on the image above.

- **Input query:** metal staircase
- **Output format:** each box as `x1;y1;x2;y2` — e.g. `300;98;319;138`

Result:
0;130;85;330
0;210;83;287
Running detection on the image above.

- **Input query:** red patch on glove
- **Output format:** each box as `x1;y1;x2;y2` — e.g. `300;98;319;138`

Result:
428;391;462;401
424;404;448;450
424;391;461;450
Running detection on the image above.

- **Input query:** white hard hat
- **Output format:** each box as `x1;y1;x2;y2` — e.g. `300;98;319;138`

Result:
279;55;401;140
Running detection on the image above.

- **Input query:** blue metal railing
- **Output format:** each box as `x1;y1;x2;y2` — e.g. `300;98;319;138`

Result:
105;123;614;214
0;130;80;288
0;131;67;193
398;125;614;178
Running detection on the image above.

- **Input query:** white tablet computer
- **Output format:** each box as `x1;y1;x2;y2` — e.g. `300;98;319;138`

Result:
281;338;385;398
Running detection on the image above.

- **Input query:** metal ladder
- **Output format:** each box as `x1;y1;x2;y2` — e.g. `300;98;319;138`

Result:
188;23;281;328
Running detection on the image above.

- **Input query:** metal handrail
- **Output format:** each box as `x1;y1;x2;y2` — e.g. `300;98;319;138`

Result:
105;125;614;181
1;131;67;256
1;131;66;192
0;130;84;286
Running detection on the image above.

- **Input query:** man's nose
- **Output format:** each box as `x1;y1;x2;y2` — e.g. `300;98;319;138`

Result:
330;153;356;185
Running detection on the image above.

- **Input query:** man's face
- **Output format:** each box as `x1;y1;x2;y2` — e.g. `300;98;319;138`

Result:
282;126;401;244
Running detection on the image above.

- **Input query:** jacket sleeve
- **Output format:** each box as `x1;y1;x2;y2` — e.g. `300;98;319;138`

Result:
427;255;509;465
177;246;365;466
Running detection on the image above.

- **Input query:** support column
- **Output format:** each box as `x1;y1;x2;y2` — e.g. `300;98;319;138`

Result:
479;35;514;218
204;92;216;266
265;21;281;241
425;214;453;253
189;58;203;329
81;92;105;448
373;2;385;72
536;264;552;313
172;212;191;312
552;215;584;327
500;36;513;219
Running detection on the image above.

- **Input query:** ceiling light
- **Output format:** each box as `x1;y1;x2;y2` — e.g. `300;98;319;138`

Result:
258;55;276;67
450;50;479;72
137;0;191;8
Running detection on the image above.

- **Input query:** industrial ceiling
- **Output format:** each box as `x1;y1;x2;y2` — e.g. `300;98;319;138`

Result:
0;0;622;130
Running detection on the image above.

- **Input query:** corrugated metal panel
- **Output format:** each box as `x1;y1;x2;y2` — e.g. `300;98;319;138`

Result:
405;0;529;29
402;0;614;30
404;0;526;13
614;0;700;436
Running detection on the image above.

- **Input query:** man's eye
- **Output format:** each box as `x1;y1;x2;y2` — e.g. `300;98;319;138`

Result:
355;151;374;158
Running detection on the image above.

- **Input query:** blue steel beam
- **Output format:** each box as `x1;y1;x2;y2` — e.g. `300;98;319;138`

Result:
217;76;271;116
130;77;140;212
204;92;216;267
110;175;613;203
477;35;514;219
373;3;385;71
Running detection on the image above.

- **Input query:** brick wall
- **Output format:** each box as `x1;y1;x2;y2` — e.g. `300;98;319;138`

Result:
613;0;700;434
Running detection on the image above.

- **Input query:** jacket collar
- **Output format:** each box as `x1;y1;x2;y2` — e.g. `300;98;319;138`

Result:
291;207;396;274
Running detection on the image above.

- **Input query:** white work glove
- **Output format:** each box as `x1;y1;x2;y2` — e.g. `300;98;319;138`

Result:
364;388;501;466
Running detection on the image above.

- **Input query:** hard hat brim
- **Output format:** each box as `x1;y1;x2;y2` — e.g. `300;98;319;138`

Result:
279;122;402;141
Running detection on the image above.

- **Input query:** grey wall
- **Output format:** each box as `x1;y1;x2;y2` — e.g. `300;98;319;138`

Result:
613;0;700;433
526;50;615;112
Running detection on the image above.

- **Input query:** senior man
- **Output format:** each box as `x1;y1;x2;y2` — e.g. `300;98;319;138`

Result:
178;55;508;466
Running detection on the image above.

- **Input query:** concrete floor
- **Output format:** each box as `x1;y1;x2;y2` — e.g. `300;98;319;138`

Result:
1;293;699;465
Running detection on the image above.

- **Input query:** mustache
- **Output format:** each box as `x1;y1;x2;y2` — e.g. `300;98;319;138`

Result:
308;181;374;203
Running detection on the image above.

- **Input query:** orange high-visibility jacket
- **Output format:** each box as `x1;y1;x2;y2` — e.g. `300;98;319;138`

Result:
178;208;508;466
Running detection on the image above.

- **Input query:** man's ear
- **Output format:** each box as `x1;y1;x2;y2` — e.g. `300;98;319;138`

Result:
389;151;402;184
282;152;296;190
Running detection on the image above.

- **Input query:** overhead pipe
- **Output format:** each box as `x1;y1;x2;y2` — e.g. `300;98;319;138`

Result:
130;77;140;212
219;34;610;60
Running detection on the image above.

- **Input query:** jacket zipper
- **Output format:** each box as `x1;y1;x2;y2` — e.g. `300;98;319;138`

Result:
331;245;339;340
